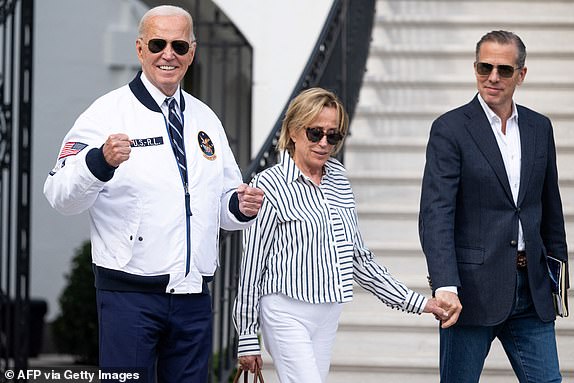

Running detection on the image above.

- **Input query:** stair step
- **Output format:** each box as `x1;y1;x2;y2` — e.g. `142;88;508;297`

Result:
345;138;574;179
368;44;574;59
355;205;574;248
345;144;426;175
329;329;574;376
349;110;574;141
350;175;421;207
353;104;574;119
370;23;574;53
356;81;574;115
364;50;574;84
375;1;574;23
349;171;574;211
343;286;574;329
259;319;574;383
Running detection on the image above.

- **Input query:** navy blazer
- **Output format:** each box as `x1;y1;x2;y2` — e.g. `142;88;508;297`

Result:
419;95;568;326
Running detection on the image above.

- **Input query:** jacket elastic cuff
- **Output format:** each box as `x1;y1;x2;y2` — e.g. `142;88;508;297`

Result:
86;147;116;182
229;192;256;222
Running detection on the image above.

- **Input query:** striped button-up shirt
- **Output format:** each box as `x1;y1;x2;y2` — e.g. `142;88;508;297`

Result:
234;152;427;356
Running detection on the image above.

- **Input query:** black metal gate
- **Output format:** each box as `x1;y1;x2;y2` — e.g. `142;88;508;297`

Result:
0;0;34;378
185;1;253;171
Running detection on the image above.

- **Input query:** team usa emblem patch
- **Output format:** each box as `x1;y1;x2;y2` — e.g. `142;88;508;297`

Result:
197;131;216;160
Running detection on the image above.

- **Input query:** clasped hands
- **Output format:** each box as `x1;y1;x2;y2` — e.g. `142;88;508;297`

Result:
424;290;462;328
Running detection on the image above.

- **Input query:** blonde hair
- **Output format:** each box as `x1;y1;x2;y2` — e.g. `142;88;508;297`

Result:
277;87;349;156
139;5;195;41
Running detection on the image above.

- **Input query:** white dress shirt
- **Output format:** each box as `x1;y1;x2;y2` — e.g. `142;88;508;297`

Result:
478;94;524;250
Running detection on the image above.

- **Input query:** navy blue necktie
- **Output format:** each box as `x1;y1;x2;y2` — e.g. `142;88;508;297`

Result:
166;97;187;182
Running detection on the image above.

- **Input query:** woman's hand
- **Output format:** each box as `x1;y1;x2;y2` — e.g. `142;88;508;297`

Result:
238;354;263;374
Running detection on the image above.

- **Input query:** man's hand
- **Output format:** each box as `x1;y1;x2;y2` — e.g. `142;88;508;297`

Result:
434;290;462;328
103;133;131;167
238;354;263;374
237;183;264;217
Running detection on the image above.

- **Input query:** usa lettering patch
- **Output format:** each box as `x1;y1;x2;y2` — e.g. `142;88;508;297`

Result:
130;136;164;147
58;142;87;159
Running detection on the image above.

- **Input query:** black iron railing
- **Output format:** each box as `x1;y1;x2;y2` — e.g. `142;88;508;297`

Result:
209;1;376;382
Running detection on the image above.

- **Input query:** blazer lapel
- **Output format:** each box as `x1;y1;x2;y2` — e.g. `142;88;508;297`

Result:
464;97;514;203
517;107;536;206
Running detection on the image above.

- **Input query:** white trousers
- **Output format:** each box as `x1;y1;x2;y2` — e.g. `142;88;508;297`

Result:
260;293;343;383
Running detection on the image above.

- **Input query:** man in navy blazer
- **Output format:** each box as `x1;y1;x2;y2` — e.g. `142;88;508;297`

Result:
419;30;568;382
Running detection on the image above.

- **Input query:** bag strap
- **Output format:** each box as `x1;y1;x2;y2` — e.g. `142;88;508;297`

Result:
256;367;265;383
231;369;247;383
232;368;264;383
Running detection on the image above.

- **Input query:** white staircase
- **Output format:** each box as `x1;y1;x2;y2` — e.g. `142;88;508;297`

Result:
259;1;574;382
337;0;574;382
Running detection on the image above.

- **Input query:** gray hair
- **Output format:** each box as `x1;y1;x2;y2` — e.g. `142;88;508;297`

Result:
475;30;526;68
139;5;195;41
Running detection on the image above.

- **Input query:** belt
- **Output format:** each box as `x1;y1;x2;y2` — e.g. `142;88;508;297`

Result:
517;251;527;268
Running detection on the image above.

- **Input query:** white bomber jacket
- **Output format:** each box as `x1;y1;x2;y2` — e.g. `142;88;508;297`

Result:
44;72;254;294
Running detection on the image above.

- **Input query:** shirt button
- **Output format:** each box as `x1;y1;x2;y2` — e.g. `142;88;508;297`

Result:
170;288;175;293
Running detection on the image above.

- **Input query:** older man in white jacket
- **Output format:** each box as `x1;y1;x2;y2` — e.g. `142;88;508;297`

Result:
44;5;263;383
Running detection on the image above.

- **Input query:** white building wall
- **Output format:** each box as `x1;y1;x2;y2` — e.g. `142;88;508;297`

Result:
211;0;332;150
32;0;331;320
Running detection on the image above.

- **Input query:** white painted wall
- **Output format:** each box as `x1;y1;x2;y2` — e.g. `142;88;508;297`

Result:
32;0;332;320
212;0;332;150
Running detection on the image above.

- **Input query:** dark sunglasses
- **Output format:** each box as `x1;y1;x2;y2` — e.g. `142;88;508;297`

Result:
475;62;521;78
146;39;192;56
305;127;344;145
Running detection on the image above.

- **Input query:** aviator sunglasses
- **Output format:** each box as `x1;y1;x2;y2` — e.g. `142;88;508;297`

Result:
475;62;521;78
146;38;192;56
305;127;344;145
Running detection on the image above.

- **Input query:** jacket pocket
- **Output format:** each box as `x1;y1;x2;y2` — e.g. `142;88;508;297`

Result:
456;246;485;265
110;206;142;268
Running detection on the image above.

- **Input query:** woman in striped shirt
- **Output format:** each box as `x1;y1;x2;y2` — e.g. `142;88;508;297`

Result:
234;88;449;383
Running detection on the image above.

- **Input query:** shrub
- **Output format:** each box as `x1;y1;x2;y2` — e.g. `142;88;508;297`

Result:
51;240;98;364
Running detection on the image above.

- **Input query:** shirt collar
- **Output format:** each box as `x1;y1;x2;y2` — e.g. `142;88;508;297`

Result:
477;93;518;125
280;150;335;184
140;72;181;109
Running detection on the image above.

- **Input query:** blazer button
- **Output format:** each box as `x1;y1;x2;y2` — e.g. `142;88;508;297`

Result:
510;240;518;247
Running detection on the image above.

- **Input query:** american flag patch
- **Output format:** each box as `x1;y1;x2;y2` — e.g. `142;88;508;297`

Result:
58;142;88;159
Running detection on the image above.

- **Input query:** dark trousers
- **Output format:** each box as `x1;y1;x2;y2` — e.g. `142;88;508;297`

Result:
96;289;212;383
439;268;561;383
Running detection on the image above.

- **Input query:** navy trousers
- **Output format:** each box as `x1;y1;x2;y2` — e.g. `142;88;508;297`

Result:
96;288;212;383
